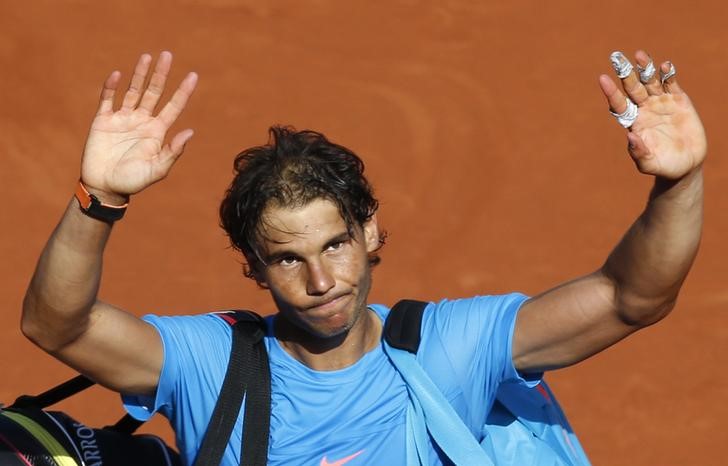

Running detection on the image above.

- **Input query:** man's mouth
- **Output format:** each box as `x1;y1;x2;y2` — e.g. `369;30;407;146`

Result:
306;293;351;314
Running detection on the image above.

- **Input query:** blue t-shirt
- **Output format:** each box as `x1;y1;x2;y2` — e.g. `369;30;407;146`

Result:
123;293;532;466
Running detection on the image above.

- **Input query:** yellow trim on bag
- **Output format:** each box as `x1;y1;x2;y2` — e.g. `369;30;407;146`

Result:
0;411;79;466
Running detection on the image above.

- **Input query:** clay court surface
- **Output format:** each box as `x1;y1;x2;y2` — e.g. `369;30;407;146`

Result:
1;1;726;464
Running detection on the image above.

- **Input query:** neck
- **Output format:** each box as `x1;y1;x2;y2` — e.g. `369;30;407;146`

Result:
274;309;381;371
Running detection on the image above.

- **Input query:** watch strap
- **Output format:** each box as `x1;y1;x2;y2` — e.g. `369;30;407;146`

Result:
74;181;128;223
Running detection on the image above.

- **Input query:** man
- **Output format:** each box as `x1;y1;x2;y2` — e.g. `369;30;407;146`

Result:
21;49;705;465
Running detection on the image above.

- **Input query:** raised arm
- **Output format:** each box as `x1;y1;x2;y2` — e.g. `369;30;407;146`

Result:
22;52;198;394
512;50;705;373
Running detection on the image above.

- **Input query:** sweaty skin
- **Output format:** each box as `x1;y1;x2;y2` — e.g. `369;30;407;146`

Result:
22;49;704;399
259;199;382;370
514;50;704;372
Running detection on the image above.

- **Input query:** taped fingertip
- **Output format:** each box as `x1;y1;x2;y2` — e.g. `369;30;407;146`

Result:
660;62;676;84
610;51;634;78
637;60;655;83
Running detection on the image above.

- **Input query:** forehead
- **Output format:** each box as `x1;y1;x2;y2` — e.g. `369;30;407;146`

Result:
258;198;349;251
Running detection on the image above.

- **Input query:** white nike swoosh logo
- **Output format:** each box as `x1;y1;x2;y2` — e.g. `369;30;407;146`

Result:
320;449;364;466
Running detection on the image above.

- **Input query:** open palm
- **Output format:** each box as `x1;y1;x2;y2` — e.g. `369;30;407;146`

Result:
600;50;706;180
81;52;198;198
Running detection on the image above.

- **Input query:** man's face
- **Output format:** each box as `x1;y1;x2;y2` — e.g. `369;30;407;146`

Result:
256;198;380;339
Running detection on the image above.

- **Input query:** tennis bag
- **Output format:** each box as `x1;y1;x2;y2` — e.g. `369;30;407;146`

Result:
384;299;591;466
0;376;181;466
0;311;268;466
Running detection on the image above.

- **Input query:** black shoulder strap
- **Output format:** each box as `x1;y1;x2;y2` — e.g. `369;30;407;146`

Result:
383;300;428;354
239;314;271;466
193;311;270;466
10;375;95;409
9;361;147;434
192;302;424;466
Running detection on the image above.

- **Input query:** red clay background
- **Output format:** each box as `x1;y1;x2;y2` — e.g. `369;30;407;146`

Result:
1;1;726;464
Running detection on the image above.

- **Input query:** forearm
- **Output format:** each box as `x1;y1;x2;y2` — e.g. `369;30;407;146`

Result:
602;167;703;325
22;195;115;350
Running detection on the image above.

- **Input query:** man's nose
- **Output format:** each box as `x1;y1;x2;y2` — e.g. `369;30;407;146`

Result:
306;260;335;296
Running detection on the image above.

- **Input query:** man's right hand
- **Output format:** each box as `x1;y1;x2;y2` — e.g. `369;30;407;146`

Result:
81;51;198;202
21;52;197;395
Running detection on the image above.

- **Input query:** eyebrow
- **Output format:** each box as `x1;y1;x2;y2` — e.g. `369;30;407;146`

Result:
325;231;353;247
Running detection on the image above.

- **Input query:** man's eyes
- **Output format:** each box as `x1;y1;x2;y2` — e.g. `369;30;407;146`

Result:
326;241;345;251
279;256;299;266
274;240;348;266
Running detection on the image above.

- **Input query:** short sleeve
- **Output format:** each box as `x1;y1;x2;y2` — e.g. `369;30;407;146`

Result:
121;313;233;422
417;293;540;431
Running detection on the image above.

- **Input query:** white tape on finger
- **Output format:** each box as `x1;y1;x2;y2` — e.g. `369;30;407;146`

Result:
610;51;634;79
660;62;676;84
610;97;639;128
637;60;656;83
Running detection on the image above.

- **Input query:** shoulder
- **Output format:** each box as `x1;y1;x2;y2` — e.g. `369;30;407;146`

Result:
367;304;390;321
421;293;529;329
429;293;530;314
417;293;530;363
142;312;238;353
143;311;233;330
371;294;529;336
211;309;265;326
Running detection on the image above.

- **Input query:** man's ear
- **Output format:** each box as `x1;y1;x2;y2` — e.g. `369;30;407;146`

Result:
363;214;380;253
246;260;270;289
256;276;270;290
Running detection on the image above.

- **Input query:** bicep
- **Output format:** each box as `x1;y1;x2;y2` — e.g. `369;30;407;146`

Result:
512;271;640;373
49;301;163;395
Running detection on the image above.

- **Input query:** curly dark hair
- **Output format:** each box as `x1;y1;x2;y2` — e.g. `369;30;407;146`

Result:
219;125;385;281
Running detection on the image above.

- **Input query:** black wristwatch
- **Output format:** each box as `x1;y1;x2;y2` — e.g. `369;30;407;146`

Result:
74;181;129;223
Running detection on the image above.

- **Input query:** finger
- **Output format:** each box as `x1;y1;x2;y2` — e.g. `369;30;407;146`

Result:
137;51;173;114
626;132;655;174
598;74;628;113
157;72;198;128
634;50;663;96
660;61;684;94
610;51;649;105
627;132;650;159
97;70;122;116
121;53;153;110
156;129;194;174
599;74;639;129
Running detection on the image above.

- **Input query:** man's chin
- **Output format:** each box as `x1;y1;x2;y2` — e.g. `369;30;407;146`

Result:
305;316;354;340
